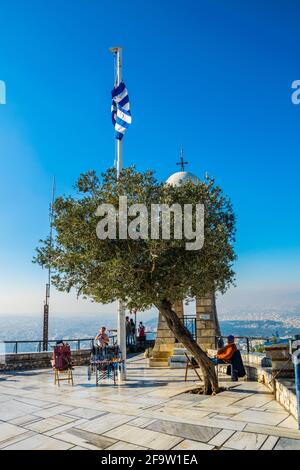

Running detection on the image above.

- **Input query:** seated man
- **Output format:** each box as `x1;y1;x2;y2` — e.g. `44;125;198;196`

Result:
95;326;110;349
212;335;239;381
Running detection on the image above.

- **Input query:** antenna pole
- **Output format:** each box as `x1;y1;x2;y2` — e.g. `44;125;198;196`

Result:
43;177;55;351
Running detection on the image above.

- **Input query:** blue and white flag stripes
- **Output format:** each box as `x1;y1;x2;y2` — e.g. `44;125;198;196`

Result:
111;81;132;140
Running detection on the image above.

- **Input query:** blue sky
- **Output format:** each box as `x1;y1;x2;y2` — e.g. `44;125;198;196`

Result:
0;0;299;316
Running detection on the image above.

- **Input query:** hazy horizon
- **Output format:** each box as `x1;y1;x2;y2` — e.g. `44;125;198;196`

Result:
0;1;299;318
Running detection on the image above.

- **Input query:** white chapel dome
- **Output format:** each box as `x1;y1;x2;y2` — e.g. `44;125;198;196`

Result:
166;171;200;187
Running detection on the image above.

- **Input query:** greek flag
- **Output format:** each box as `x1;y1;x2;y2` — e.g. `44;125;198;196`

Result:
111;81;132;140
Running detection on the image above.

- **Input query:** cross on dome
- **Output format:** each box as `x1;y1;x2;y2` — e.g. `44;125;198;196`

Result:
176;149;188;172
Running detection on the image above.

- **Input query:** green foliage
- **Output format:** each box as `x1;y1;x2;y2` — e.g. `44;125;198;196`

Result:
34;167;236;310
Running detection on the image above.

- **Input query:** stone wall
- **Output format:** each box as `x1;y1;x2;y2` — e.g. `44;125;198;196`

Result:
196;293;220;351
150;294;222;367
0;349;91;371
149;300;184;367
207;348;298;421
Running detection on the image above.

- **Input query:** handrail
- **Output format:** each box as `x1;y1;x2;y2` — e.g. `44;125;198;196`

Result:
1;333;118;354
2;332;281;355
215;335;272;354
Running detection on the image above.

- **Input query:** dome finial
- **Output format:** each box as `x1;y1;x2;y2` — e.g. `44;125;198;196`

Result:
176;148;188;172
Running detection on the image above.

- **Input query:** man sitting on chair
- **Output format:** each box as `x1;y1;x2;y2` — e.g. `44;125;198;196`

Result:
95;326;110;349
212;335;239;381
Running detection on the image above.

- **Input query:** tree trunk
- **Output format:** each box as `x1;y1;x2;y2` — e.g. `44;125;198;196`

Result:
156;299;219;395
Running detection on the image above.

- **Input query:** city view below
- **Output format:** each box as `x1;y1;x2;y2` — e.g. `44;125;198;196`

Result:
1;304;300;353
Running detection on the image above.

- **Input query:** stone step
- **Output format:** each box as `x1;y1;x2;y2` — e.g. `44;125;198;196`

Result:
173;348;188;356
169;362;187;369
149;359;169;367
151;356;169;362
152;351;172;359
170;355;187;363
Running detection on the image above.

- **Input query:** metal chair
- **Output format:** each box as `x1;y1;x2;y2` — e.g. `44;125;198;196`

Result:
184;353;202;382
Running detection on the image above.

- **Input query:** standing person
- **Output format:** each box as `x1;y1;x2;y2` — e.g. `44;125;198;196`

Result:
130;318;136;345
125;316;131;346
138;321;146;347
95;326;109;349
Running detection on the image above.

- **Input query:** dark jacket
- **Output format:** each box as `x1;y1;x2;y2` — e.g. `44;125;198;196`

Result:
226;349;246;378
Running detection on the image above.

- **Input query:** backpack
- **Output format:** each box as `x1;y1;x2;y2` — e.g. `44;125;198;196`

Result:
53;344;72;370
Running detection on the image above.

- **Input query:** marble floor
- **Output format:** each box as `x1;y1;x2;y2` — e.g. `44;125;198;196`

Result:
0;355;299;450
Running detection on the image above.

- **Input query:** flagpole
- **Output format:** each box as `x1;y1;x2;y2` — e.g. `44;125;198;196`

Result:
110;46;127;378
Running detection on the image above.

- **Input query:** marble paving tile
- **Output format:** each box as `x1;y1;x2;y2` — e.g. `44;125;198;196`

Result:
52;428;116;450
216;391;253;400
172;439;214;450
212;413;240;420
25;415;76;433
196;403;247;415
144;406;211;424
231;394;274;409
104;424;182;450
75;412;136;434
51;398;107;412
208;429;235;447
195;416;247;432
277;415;298;429
232;409;288;426
33;404;75;418
106;441;148;450
275;437;300;450
234;382;269;391
8;414;43;426
70;445;89;450
260;435;279;450
14;396;56;409
172;393;209;403
0;430;36;449
224;431;268;450
0;395;12;403
3;433;74;450
45;418;88;436
163;399;197;408
0;422;28;443
85;403;141;416
146;419;220;443
245;423;300;440
130;417;157;428
261;400;289;413
64;408;107;420
0;399;39;421
198;395;247;407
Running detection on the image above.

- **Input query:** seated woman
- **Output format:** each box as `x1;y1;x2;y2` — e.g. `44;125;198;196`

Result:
95;326;110;349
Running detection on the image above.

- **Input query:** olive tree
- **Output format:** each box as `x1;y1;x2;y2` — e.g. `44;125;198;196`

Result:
34;167;236;394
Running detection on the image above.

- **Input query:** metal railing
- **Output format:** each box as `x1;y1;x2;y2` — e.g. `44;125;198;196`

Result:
2;331;118;355
215;335;271;354
184;316;197;340
182;316;272;353
1;330;282;356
